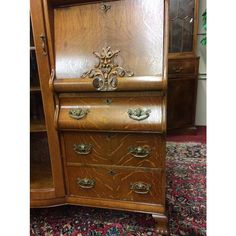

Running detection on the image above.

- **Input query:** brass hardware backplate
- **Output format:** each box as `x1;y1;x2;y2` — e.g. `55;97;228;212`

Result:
77;178;95;189
100;3;111;13
127;108;151;121
74;143;92;155
130;182;151;195
69;108;89;120
129;146;151;158
39;33;47;55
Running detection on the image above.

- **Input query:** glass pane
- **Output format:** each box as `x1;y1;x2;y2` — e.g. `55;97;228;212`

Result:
30;19;34;47
30;133;53;189
169;0;195;53
30;50;40;87
30;93;45;123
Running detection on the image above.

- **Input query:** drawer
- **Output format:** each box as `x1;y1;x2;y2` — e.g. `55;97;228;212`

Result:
62;132;113;165
58;94;165;133
66;166;165;205
67;166;116;199
168;58;198;75
110;133;165;168
62;132;165;168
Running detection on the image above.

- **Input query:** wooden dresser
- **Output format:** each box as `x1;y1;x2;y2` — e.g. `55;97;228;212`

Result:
31;0;168;234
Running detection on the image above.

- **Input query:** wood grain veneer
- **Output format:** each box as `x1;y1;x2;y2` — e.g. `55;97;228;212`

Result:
62;132;165;168
58;95;165;132
53;0;164;78
66;166;165;205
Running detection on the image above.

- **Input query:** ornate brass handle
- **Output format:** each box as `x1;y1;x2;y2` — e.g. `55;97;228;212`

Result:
127;108;151;121
39;33;47;55
77;178;95;189
129;146;151;158
69;108;89;120
173;66;183;73
130;182;151;195
74;144;92;155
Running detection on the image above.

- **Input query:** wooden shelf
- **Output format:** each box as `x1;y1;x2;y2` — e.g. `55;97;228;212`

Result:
30;120;46;132
30;161;54;190
30;86;41;93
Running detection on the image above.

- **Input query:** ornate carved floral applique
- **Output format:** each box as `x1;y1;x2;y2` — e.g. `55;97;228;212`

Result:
81;46;134;91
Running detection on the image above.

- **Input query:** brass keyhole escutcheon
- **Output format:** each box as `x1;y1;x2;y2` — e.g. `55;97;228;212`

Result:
108;170;116;176
105;98;113;105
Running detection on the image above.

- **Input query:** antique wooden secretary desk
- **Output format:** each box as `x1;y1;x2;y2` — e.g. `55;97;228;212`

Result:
30;0;169;234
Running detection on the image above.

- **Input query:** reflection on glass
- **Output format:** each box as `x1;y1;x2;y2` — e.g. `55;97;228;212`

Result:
169;0;195;53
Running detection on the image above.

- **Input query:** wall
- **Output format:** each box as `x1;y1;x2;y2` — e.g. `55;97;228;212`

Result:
195;0;207;126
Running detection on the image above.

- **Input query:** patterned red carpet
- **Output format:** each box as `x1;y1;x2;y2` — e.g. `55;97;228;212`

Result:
30;141;206;236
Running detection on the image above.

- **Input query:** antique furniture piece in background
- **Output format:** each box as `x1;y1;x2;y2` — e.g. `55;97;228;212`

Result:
167;0;199;133
30;0;169;234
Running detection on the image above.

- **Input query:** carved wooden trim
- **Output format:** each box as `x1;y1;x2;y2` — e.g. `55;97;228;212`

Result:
81;46;134;91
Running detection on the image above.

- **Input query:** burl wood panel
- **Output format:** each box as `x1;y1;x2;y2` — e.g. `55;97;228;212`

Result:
63;132;165;168
67;166;165;204
54;0;164;78
58;96;165;132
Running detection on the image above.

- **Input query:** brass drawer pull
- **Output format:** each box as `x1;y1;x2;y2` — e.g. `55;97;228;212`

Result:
69;108;89;120
77;178;95;189
129;146;151;158
130;182;151;195
173;66;183;73
100;3;111;13
127;108;151;121
74;144;92;155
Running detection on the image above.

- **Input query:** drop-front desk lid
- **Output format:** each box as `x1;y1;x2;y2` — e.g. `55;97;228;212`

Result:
49;0;167;92
57;92;166;133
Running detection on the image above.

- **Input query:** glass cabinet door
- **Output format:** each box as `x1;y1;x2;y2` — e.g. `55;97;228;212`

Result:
169;0;195;53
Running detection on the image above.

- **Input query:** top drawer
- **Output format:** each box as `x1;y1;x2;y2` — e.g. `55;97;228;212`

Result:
57;93;165;133
168;58;199;76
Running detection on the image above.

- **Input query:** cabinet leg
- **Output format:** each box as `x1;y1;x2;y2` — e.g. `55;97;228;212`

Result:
152;213;168;235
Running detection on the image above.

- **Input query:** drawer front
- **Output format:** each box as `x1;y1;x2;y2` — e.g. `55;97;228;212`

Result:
67;166;165;205
115;168;165;205
168;58;197;75
58;95;165;133
62;132;112;165
110;133;165;168
67;166;116;199
63;132;165;168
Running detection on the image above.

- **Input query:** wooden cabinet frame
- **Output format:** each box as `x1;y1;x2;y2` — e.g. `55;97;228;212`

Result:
30;0;65;207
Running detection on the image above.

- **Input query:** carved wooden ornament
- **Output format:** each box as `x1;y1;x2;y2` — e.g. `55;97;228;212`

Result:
81;46;134;91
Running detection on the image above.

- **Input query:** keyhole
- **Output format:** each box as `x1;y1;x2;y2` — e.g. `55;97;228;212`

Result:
105;98;112;105
108;170;116;176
